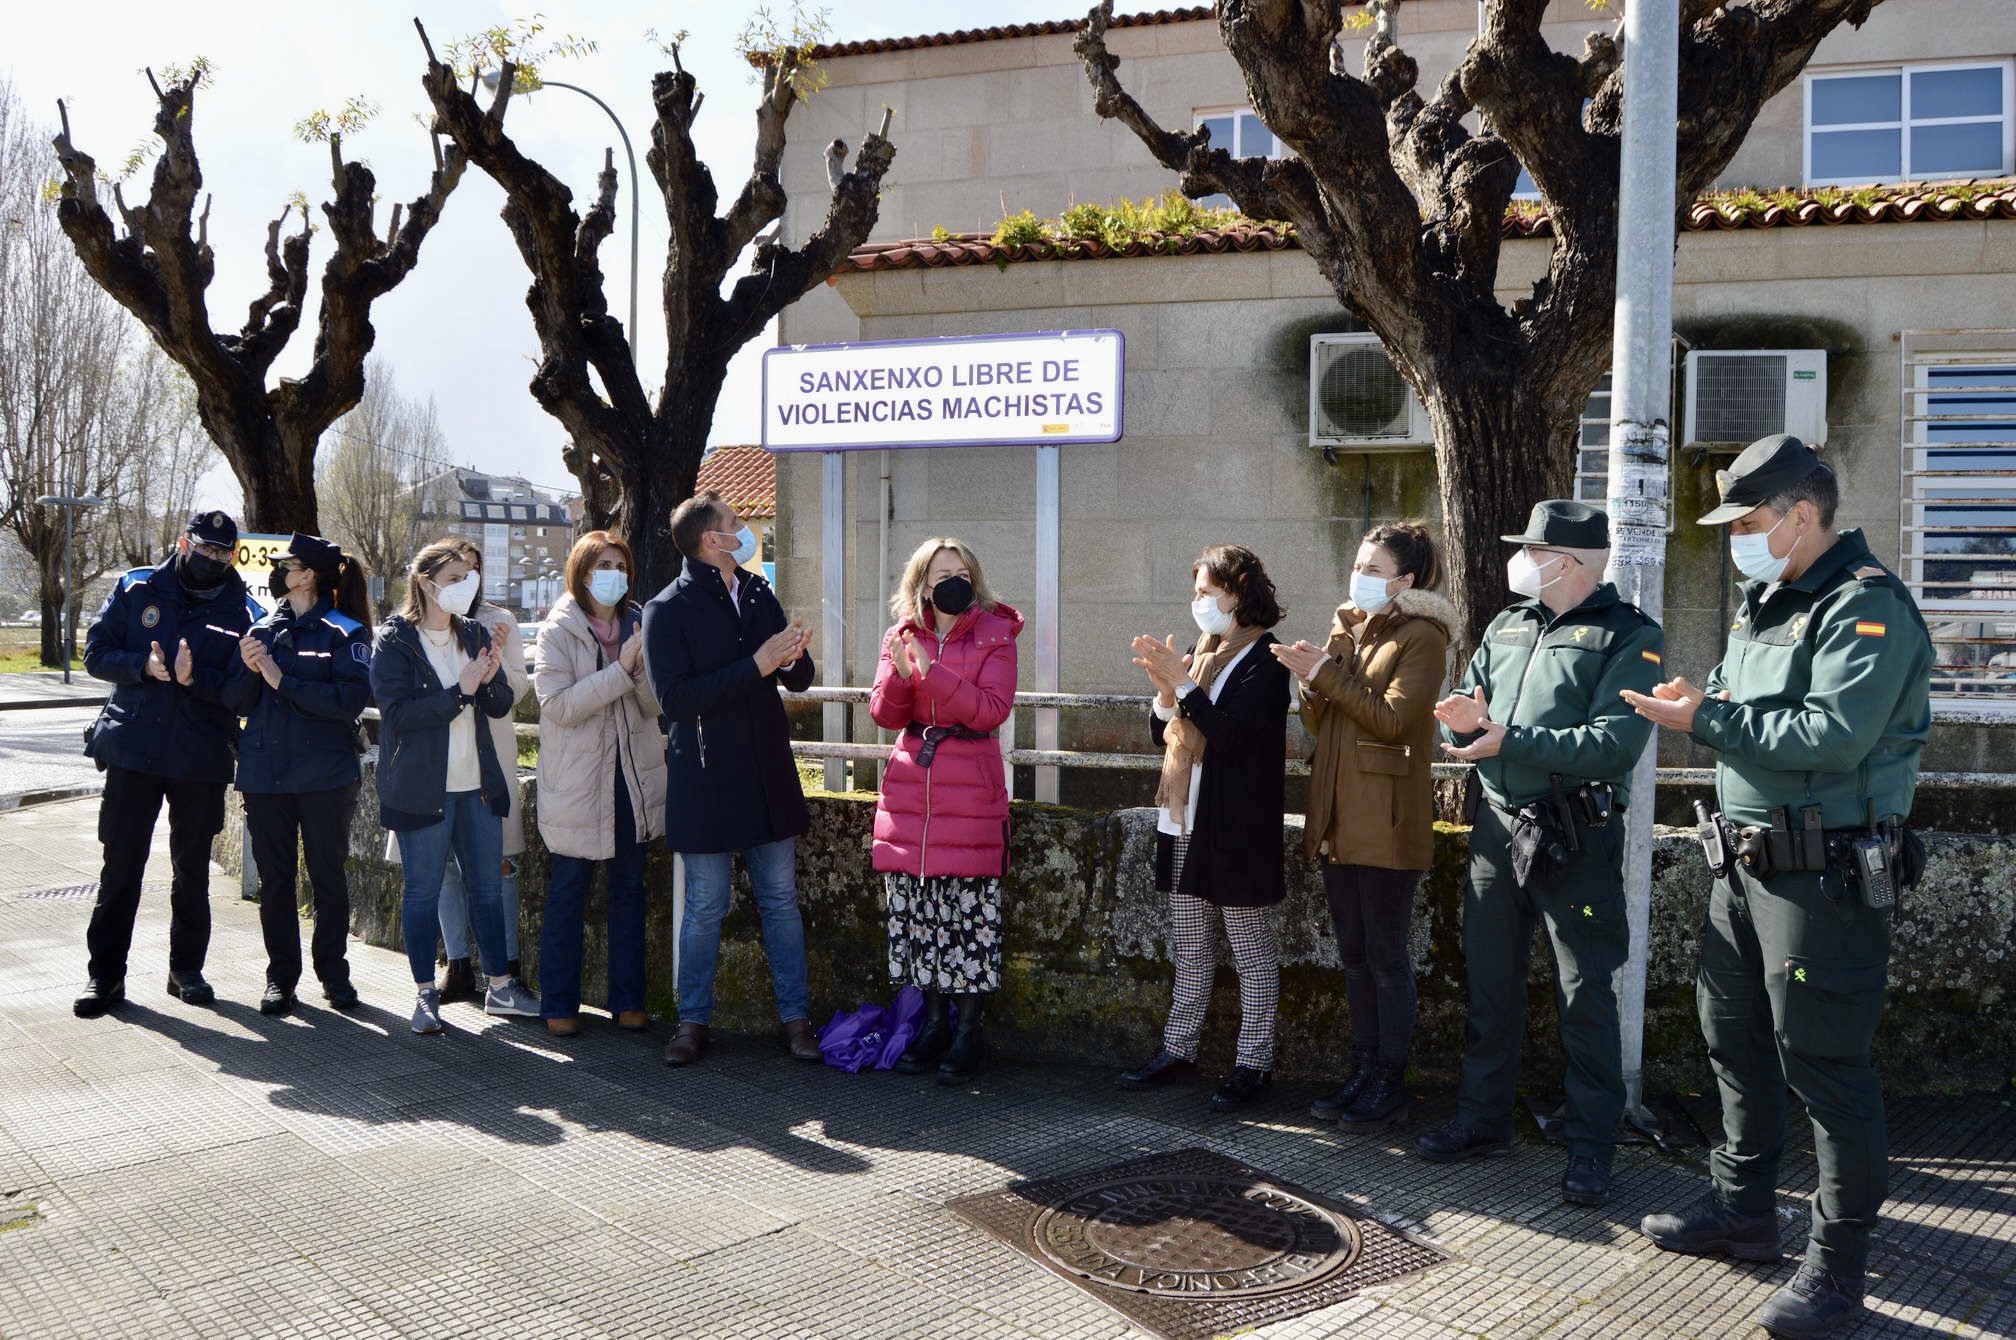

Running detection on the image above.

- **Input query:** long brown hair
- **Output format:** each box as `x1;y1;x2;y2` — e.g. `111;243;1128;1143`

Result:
564;530;637;611
889;538;999;625
399;540;473;624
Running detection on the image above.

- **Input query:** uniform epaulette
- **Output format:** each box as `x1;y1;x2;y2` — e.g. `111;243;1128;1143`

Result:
120;567;155;591
245;597;267;624
324;610;364;635
1853;565;1889;582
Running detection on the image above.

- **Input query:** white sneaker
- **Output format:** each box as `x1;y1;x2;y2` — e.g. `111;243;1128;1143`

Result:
411;986;443;1035
484;980;541;1018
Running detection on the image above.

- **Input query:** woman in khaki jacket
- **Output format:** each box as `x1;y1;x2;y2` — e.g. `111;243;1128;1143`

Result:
1273;522;1455;1133
533;531;668;1036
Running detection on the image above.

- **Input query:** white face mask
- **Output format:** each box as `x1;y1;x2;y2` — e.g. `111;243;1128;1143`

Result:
1351;571;1397;615
588;569;629;606
1507;548;1568;599
430;571;481;617
1191;594;1233;637
1730;512;1798;583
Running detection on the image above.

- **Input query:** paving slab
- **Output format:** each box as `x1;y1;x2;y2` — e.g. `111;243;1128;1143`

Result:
0;795;2009;1340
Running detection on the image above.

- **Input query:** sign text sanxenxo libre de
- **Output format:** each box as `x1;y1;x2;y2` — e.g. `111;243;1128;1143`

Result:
761;330;1124;452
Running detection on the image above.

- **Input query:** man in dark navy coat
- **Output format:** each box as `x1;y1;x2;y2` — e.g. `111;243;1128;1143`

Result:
74;510;264;1016
643;490;817;1067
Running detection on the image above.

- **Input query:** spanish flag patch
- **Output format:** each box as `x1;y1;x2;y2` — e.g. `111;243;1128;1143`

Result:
1641;650;1662;664
1854;621;1886;637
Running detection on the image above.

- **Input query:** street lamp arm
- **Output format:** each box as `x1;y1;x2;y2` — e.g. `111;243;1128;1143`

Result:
522;80;642;350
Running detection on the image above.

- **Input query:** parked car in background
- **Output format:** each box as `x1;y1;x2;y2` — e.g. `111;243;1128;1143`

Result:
519;621;542;671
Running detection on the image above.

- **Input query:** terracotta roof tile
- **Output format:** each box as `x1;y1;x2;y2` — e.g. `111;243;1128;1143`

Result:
838;180;2016;273
801;7;1212;60
696;445;776;519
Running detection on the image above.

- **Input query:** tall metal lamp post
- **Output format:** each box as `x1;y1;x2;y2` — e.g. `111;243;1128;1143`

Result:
482;70;640;345
33;493;108;685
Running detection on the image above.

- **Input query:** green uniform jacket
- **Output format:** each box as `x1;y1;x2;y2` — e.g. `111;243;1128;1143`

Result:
1448;582;1664;810
1689;528;1931;828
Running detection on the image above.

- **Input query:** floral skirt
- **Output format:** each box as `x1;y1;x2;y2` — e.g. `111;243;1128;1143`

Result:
885;873;1003;993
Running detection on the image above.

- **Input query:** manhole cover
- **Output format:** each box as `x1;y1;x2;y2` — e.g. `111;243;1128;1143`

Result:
950;1148;1448;1340
15;884;98;902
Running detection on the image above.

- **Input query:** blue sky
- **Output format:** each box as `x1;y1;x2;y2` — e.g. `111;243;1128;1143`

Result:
7;0;1141;508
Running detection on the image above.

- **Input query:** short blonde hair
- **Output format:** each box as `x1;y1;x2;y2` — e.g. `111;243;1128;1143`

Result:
890;538;998;625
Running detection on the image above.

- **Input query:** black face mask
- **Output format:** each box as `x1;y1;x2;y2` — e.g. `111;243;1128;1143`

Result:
928;575;974;616
182;550;229;589
268;566;293;600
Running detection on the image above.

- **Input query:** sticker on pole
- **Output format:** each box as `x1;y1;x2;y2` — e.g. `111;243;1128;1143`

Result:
1610;526;1668;566
762;330;1124;452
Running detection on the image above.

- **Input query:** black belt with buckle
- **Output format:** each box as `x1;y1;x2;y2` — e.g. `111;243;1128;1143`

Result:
903;722;996;768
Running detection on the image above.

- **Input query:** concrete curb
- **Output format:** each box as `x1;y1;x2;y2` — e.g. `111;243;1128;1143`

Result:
0;783;104;813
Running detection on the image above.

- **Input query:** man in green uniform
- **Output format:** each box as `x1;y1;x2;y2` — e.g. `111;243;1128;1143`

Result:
1628;435;1930;1339
1423;500;1664;1208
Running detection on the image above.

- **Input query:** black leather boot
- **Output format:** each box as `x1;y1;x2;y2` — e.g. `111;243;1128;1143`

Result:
165;970;214;1005
73;978;125;1018
1640;1193;1781;1261
935;993;986;1085
1338;1063;1410;1131
1310;1048;1378;1121
1757;1263;1864;1338
894;991;951;1074
437;958;475;1004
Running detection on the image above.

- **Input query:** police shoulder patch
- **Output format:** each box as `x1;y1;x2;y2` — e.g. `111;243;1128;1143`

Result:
350;642;371;664
324;609;364;635
120;567;154;591
140;604;161;629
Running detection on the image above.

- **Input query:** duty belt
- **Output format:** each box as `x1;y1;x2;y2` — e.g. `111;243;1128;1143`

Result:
1693;800;1911;887
902;722;995;768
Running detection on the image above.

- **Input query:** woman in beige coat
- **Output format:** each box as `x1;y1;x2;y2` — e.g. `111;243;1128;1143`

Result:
1272;522;1455;1132
534;531;668;1036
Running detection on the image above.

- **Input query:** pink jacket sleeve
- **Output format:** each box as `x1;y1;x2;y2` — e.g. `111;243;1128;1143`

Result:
920;640;1016;732
868;630;918;730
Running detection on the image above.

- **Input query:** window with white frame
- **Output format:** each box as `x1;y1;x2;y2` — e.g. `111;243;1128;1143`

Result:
1575;373;1614;504
1192;108;1287;210
1805;61;2014;186
1906;359;2016;704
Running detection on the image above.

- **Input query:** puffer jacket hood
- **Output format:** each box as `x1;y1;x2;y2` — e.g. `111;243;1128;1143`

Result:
533;592;668;861
867;602;1023;879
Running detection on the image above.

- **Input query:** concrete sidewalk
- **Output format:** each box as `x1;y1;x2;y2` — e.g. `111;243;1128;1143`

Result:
0;797;2009;1340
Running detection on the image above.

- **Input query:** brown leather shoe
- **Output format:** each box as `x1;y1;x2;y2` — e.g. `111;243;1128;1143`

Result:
616;1010;650;1031
783;1017;821;1062
545;1016;581;1036
662;1021;708;1067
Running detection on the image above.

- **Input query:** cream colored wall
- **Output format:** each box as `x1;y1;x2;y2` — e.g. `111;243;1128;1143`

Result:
773;222;2016;706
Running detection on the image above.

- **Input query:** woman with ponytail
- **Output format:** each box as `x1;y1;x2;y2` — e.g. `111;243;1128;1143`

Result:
224;533;376;1015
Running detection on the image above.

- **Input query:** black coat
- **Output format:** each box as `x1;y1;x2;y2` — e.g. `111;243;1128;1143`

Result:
369;615;516;830
642;557;816;854
224;599;373;795
1148;632;1289;908
83;555;263;785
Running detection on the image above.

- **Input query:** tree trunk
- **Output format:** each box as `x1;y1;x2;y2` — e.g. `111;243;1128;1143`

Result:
600;420;705;602
36;545;66;668
1423;381;1579;662
227;424;320;536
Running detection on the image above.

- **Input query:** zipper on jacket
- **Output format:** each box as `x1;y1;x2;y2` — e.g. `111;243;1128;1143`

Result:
917;628;949;874
696;717;707;768
1503;616;1548;726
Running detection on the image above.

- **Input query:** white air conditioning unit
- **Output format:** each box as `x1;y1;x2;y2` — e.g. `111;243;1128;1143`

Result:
1309;333;1433;450
1683;349;1827;449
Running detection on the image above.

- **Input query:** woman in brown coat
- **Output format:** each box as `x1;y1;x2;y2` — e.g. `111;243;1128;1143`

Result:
1273;522;1455;1132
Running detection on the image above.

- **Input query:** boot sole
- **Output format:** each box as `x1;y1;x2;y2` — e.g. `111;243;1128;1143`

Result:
1644;1233;1781;1262
1416;1141;1511;1164
1757;1301;1862;1339
258;1000;294;1016
1562;1187;1612;1208
1337;1103;1410;1133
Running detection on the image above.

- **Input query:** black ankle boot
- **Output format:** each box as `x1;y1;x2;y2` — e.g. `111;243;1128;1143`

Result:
935;993;986;1085
1339;1063;1410;1131
437;958;475;1004
894;991;951;1074
1310;1048;1378;1121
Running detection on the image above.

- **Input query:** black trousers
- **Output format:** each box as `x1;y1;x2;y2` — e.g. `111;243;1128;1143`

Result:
85;764;227;981
1322;863;1422;1065
245;783;361;990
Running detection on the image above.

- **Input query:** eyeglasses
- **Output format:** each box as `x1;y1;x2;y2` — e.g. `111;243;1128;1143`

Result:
190;540;233;562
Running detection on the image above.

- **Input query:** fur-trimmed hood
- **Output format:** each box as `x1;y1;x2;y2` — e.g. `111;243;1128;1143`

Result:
1337;586;1460;641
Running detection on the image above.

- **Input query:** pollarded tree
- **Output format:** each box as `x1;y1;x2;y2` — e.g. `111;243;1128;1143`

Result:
1077;0;1889;653
414;14;896;593
49;62;466;533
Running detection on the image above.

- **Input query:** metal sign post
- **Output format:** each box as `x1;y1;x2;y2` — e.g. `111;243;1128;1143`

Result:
1035;446;1061;802
1604;0;1681;1129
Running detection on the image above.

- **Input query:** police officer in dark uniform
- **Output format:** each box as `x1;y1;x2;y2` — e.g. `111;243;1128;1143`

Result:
73;510;263;1016
1421;501;1664;1208
1629;436;1931;1339
224;533;374;1016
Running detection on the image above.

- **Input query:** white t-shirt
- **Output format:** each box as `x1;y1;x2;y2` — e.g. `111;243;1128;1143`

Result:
1152;640;1255;837
418;625;480;793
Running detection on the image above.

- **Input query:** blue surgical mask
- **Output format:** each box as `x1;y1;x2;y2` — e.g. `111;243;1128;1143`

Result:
714;526;758;566
588;569;629;606
1730;513;1798;583
1351;571;1396;615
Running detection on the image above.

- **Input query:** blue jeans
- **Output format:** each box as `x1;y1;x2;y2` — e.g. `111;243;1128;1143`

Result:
439;855;520;961
541;769;649;1019
677;837;809;1025
397;792;508;983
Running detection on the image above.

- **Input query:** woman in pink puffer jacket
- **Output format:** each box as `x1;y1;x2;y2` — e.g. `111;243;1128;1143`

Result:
868;537;1021;1084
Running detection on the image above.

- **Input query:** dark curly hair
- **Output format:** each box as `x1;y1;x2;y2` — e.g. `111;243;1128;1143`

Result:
1193;544;1283;630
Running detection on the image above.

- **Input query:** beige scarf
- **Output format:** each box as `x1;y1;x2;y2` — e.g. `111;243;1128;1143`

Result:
1155;624;1262;833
